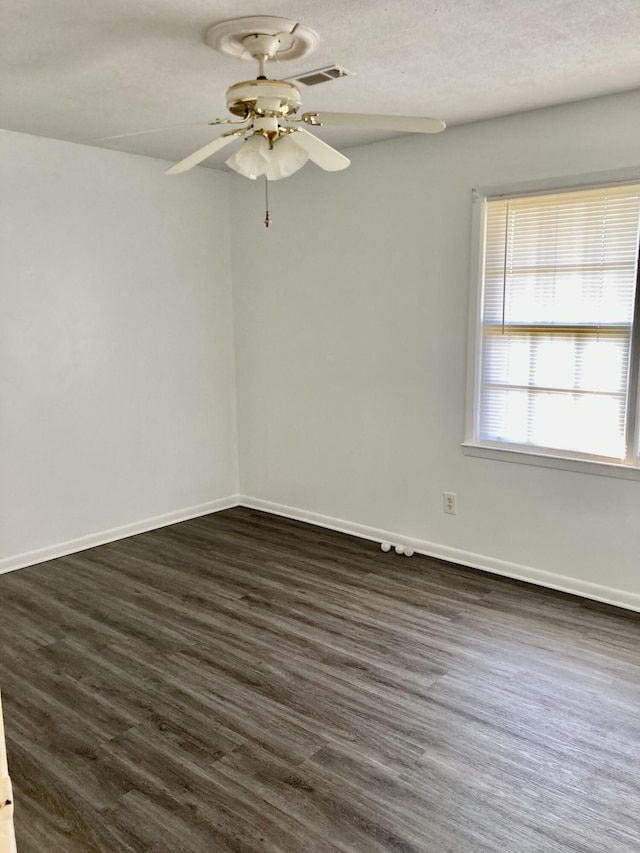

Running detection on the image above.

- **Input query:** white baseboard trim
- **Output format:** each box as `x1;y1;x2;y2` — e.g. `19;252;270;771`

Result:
5;493;639;614
0;495;241;576
239;495;640;614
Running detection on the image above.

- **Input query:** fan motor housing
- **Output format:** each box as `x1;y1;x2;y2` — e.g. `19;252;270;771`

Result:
226;79;301;117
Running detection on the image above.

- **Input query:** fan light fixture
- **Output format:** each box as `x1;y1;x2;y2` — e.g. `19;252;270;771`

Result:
126;16;445;226
153;18;445;186
226;131;309;181
95;17;447;228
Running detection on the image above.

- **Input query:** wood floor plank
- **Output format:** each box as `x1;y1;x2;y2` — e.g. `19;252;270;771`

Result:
1;506;639;851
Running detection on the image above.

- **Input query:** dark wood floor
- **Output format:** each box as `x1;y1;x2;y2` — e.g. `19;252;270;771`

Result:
1;508;639;852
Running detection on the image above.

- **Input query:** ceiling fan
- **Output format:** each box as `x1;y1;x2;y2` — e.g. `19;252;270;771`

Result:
104;16;446;182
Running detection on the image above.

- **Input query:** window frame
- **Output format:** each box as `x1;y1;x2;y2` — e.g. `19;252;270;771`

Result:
464;169;640;481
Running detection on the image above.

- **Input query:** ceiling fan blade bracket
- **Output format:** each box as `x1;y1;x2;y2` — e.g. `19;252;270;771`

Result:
300;113;322;127
222;127;249;139
208;116;252;126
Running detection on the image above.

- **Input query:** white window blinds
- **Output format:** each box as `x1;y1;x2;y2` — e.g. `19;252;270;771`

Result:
479;183;640;461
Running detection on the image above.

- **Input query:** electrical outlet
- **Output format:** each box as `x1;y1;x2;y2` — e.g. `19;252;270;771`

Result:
443;492;457;514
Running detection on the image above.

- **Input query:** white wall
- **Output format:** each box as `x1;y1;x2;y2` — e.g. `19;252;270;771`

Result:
231;90;640;608
0;131;238;567
3;93;640;608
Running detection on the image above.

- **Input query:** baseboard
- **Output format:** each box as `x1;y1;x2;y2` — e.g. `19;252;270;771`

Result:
5;492;640;614
0;495;241;576
239;495;640;614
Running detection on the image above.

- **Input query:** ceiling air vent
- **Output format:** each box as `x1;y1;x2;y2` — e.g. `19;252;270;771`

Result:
290;65;353;86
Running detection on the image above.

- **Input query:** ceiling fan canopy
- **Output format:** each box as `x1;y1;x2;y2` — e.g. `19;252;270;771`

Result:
106;16;447;180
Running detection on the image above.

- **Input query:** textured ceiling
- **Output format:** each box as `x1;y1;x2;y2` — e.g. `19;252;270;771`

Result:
2;0;640;171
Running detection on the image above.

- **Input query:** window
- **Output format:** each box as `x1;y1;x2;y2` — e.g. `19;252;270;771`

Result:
467;181;640;471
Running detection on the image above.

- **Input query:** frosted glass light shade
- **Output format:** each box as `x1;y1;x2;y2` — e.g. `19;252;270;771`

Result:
225;133;269;179
264;134;309;180
225;132;309;180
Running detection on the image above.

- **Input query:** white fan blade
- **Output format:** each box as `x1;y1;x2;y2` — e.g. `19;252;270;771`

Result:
165;133;242;175
93;122;206;143
291;129;350;172
311;112;446;134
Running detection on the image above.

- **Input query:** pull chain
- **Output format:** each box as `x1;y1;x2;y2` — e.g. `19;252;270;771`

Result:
264;176;270;228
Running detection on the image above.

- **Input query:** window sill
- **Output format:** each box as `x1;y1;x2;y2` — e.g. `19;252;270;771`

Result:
461;443;640;481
